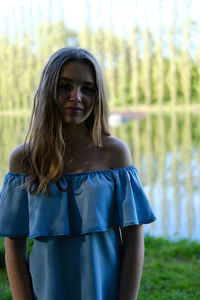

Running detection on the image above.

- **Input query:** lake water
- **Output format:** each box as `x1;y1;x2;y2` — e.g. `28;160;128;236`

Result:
0;112;200;241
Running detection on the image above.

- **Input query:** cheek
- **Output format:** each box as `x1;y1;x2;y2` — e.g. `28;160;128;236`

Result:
86;97;95;110
57;91;66;102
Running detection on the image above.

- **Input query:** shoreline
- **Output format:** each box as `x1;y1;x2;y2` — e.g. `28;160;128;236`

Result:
0;104;200;116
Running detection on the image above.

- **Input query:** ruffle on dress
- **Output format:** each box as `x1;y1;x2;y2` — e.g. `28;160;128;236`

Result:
0;166;156;238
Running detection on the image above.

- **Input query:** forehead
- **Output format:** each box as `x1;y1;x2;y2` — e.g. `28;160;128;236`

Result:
59;60;95;83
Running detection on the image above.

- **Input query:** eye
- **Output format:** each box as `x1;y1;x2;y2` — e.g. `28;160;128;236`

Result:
58;83;72;92
82;86;95;94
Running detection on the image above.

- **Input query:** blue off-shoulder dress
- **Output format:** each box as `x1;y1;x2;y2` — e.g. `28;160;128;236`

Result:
0;165;156;300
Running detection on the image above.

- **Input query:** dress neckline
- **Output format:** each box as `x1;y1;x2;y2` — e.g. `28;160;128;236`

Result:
62;165;135;176
7;165;136;177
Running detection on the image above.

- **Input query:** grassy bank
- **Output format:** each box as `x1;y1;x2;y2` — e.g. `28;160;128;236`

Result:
0;236;200;299
139;236;200;299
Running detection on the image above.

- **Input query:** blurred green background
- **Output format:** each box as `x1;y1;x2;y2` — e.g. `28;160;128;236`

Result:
0;0;200;298
0;0;200;110
0;0;200;241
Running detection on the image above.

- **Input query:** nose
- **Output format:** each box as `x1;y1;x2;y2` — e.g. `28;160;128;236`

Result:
69;86;82;102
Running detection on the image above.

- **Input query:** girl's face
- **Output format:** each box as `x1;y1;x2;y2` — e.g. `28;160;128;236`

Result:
57;60;96;125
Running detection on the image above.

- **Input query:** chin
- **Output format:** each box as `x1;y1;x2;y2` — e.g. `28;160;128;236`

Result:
63;117;85;125
63;114;92;125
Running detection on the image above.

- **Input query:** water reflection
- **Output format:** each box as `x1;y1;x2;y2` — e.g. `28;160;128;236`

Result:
0;112;200;241
112;112;200;241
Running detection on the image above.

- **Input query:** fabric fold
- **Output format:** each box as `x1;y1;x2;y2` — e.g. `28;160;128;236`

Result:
0;173;29;237
0;166;156;238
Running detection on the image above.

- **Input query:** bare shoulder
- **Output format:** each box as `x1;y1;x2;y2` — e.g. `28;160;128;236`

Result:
9;144;28;173
102;135;133;169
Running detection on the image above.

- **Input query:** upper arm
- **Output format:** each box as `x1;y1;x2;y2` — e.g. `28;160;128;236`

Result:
5;145;28;252
9;144;27;173
105;136;133;169
5;237;27;257
104;137;143;244
121;225;144;247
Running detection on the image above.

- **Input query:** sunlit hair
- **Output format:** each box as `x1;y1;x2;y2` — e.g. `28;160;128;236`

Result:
23;47;110;196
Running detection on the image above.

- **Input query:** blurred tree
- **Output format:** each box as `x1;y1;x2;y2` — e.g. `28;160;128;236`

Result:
0;0;200;111
142;28;153;105
129;26;140;106
178;18;191;106
167;1;177;106
104;30;118;107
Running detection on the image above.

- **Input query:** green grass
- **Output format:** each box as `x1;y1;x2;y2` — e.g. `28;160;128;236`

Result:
0;236;200;300
138;236;200;300
0;238;5;269
0;269;12;300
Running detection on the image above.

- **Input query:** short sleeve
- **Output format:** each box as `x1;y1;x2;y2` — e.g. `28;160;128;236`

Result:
0;167;156;239
113;166;156;226
0;173;29;237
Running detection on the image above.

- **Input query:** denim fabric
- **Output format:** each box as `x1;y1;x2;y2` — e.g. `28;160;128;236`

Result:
0;166;156;299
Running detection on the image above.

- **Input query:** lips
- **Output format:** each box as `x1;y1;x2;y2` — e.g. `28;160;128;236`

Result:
65;107;83;111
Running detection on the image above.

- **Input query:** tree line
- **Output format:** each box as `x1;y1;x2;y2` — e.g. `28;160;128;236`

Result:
0;21;200;111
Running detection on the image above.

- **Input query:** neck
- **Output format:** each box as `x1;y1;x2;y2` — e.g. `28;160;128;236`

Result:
63;123;92;149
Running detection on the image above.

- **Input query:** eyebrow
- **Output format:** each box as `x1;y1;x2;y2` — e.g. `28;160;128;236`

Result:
58;77;95;86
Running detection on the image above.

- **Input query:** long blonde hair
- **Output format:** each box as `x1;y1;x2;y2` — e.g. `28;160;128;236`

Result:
23;47;110;196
